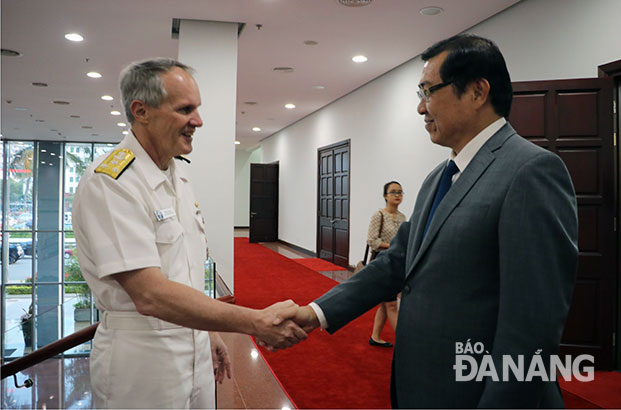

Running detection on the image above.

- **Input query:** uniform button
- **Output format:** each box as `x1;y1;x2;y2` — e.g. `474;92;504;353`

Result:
403;284;411;294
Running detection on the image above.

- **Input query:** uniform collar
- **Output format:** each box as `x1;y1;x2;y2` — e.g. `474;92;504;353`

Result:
122;132;169;189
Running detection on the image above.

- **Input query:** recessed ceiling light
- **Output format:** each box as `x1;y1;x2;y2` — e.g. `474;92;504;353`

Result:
15;107;28;111
87;72;102;78
252;127;261;132
41;149;47;153
35;119;45;122
1;48;22;57
304;40;318;46
273;67;294;73
420;6;443;16
117;122;127;127
64;33;84;42
338;0;373;6
234;141;241;145
313;85;326;90
91;133;99;136
81;126;93;129
122;131;129;135
53;100;70;105
32;82;48;87
101;95;113;101
50;153;56;156
285;103;296;109
70;115;80;118
110;110;121;116
352;55;368;63
244;101;258;105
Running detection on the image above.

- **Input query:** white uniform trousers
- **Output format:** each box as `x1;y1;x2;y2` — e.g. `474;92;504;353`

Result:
91;311;215;409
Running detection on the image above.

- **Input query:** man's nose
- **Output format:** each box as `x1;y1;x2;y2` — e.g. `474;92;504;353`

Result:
417;98;427;115
191;111;203;127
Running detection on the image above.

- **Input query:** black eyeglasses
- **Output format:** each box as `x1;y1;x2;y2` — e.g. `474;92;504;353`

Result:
387;190;404;196
417;81;453;101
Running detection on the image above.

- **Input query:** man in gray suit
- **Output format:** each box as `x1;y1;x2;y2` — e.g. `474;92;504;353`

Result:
288;34;579;408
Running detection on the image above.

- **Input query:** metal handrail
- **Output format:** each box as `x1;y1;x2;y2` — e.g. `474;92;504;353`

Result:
1;295;236;380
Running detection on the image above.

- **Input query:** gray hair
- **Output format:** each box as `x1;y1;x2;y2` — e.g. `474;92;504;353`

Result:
119;58;195;123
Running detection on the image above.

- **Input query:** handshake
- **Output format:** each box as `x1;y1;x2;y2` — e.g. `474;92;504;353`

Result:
251;300;320;351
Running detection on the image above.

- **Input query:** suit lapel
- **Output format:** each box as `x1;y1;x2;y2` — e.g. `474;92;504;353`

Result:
405;124;516;279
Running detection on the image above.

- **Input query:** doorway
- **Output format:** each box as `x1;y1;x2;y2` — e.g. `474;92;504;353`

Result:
509;76;616;370
317;140;350;267
249;163;278;243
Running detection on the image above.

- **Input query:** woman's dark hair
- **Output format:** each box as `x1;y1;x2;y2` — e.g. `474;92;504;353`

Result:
383;181;401;196
421;34;512;117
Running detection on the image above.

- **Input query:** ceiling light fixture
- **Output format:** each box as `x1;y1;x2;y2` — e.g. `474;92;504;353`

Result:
122;131;129;135
53;100;70;105
87;72;102;78
313;85;326;90
303;40;318;46
1;48;22;57
101;95;113;101
420;6;443;15
117;122;127;127
32;82;48;87
110;110;121;116
70;115;80;118
338;0;373;7
252;127;261;132
352;55;368;63
15;107;28;111
64;33;84;42
285;103;296;109
234;141;241;145
273;67;294;73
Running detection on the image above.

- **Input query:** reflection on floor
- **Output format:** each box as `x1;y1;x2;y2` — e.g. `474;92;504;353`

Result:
1;233;350;409
1;357;92;409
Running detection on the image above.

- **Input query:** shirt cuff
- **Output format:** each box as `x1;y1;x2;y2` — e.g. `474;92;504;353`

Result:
308;302;329;330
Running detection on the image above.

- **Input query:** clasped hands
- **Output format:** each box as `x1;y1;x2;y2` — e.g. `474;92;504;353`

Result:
253;300;320;352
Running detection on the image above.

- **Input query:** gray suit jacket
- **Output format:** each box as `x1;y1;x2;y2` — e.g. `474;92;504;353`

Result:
315;124;578;408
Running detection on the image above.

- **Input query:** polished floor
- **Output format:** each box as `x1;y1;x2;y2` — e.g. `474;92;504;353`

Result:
1;231;350;409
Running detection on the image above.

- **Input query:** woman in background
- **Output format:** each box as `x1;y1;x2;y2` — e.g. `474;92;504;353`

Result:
367;181;406;347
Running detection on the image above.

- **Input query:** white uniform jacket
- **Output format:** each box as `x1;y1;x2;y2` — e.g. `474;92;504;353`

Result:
73;133;214;409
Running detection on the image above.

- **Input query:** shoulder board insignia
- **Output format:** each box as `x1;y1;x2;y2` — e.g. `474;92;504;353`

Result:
95;149;135;179
175;155;191;164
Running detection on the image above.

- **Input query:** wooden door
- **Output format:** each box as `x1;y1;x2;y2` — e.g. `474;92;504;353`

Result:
317;141;350;267
249;163;278;243
509;78;616;369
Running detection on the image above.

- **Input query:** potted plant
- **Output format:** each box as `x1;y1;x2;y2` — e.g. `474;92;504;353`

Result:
64;256;92;322
20;304;33;348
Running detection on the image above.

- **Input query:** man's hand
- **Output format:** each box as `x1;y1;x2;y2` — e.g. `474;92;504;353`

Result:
292;305;320;333
209;332;232;384
253;300;308;351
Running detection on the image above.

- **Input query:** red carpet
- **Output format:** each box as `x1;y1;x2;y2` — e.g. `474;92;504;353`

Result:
291;257;347;272
234;238;392;409
560;371;621;409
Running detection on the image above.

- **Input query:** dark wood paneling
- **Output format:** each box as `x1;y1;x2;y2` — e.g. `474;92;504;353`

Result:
317;141;350;267
510;78;615;370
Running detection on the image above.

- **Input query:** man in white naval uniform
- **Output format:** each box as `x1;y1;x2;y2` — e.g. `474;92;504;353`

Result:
73;58;306;409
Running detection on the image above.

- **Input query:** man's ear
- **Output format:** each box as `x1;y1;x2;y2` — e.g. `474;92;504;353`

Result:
130;100;149;124
471;78;491;108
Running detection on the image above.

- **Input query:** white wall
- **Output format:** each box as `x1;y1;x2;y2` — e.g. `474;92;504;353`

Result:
178;20;238;289
261;0;621;264
234;147;262;227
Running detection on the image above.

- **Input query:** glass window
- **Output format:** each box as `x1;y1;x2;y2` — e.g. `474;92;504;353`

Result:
6;232;32;284
6;142;33;231
64;144;92;231
94;143;117;160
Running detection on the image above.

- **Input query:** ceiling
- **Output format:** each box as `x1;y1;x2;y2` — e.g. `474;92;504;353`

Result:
1;0;520;150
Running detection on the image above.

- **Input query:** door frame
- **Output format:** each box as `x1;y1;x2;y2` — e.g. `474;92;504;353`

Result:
598;59;621;369
316;139;351;265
